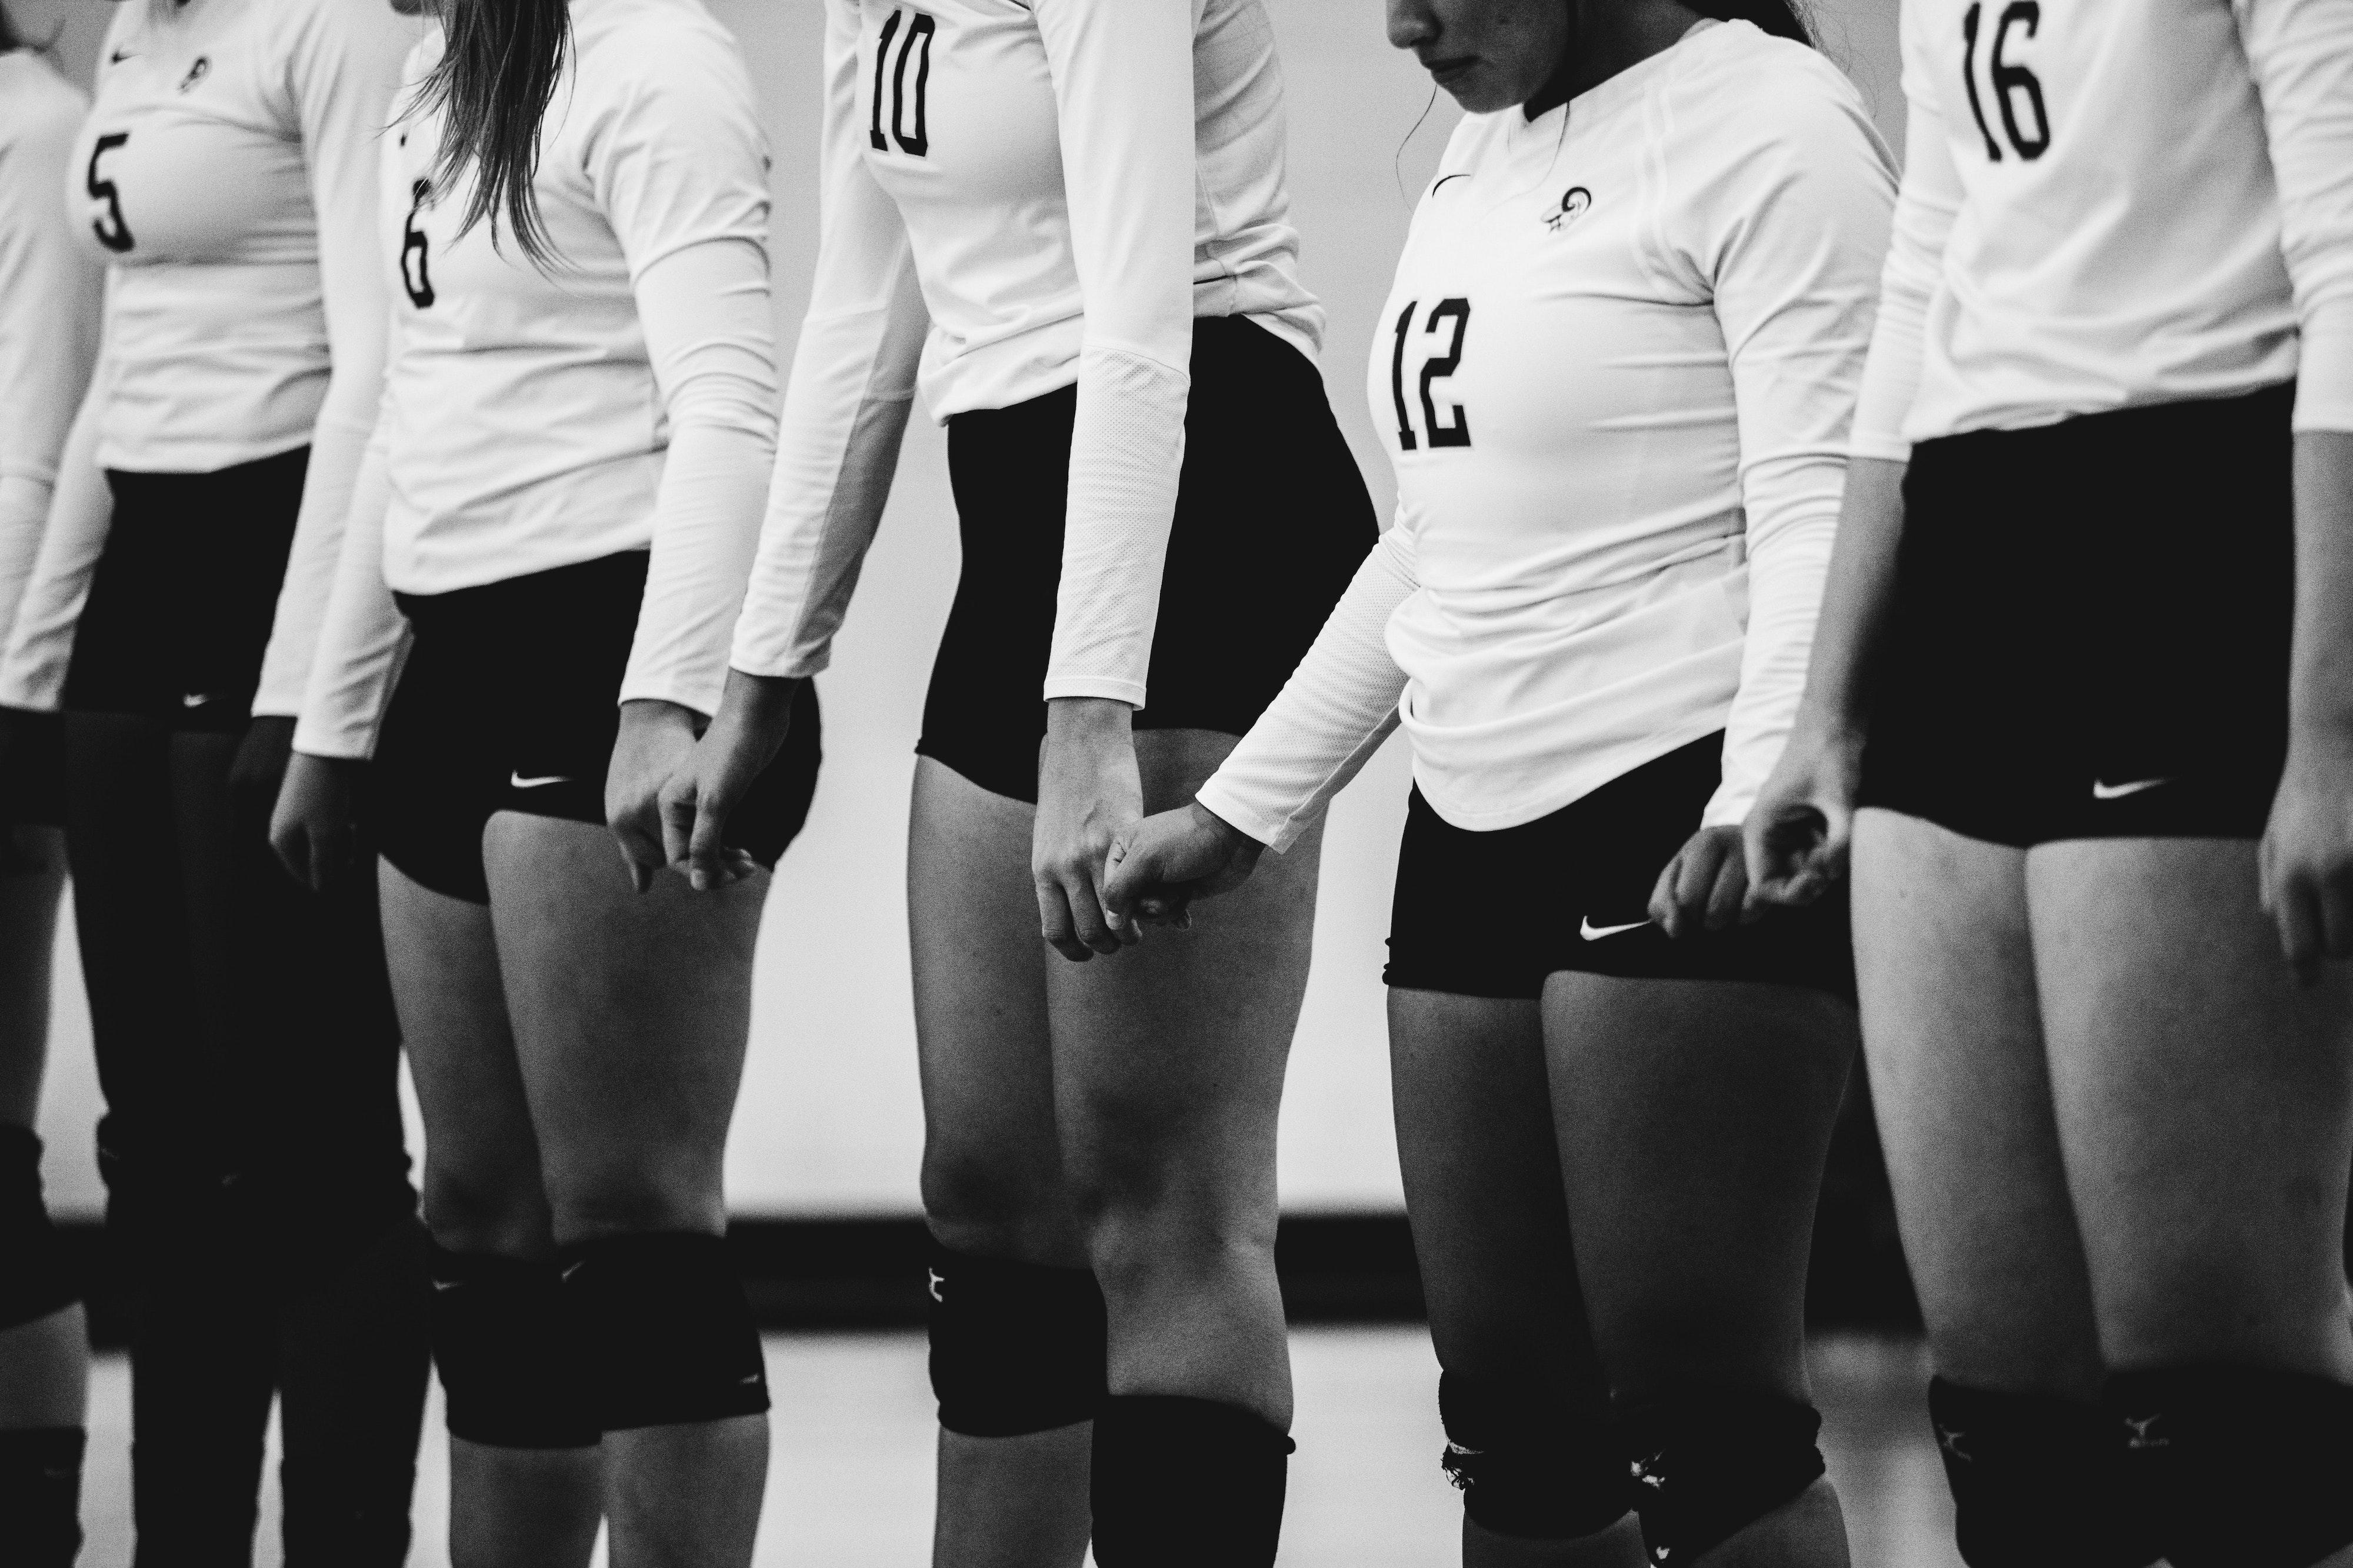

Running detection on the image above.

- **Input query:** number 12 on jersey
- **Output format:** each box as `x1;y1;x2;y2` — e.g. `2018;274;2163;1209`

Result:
1391;298;1473;452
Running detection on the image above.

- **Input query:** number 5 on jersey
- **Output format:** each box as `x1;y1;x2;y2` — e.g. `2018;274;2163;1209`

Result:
871;8;935;157
1391;298;1472;452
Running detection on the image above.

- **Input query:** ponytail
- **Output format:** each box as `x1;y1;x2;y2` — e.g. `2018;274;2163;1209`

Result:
0;5;24;52
418;0;571;262
1694;0;1816;45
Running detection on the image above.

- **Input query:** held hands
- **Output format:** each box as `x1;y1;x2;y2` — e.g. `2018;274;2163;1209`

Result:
1033;698;1144;961
1099;801;1266;936
1741;719;1865;911
269;749;365;893
611;684;776;894
2261;730;2353;987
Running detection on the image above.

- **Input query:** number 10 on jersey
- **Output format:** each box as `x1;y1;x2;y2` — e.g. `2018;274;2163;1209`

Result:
871;8;935;158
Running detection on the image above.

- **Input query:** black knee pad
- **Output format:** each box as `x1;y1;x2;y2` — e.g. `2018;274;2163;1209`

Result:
0;1127;80;1330
2106;1363;2353;1568
1619;1391;1827;1568
1091;1394;1294;1567
1928;1377;2159;1568
925;1243;1108;1437
558;1232;768;1432
428;1243;599;1449
1437;1371;1631;1539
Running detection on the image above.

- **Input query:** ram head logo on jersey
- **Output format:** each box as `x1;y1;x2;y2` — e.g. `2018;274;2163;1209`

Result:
1545;186;1592;231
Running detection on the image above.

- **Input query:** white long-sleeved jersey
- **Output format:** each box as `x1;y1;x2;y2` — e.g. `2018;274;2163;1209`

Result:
1851;0;2353;455
0;0;418;718
1195;22;1895;850
726;0;1323;709
0;51;100;664
291;0;778;759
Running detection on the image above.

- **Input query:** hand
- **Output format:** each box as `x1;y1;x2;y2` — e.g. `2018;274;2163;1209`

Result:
2261;731;2353;986
1742;718;1864;910
1033;698;1143;961
230;715;296;836
1099;801;1265;936
1649;823;1755;940
270;750;365;893
607;699;709;893
662;669;798;892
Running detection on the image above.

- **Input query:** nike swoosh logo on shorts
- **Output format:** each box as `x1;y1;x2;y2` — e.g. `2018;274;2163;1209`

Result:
181;693;213;708
1579;917;1651;941
510;773;571;789
2091;777;2170;800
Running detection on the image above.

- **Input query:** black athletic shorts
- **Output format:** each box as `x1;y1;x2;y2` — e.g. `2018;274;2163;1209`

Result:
64;445;310;732
1858;382;2294;848
1384;732;1855;1002
0;710;65;828
372;551;822;905
921;313;1377;803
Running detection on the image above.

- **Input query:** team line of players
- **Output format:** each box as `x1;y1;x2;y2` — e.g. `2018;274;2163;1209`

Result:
0;0;2349;1564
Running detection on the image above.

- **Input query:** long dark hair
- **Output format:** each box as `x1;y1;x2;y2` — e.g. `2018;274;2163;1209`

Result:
419;0;571;261
0;4;23;52
1697;0;1816;45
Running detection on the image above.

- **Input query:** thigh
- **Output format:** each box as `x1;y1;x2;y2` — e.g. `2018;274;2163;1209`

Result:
1389;986;1606;1406
2029;836;2353;1377
379;857;548;1256
485;814;767;1243
1851;808;2102;1394
62;712;193;1146
1547;972;1854;1401
906;758;1073;1262
1049;729;1319;1226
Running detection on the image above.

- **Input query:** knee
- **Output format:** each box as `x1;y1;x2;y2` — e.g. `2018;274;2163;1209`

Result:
1062;1107;1275;1281
919;1140;1072;1262
1618;1386;1828;1568
1928;1377;2158;1568
421;1162;549;1256
541;1160;721;1245
558;1232;767;1433
925;1240;1106;1436
2105;1363;2353;1568
1437;1370;1630;1541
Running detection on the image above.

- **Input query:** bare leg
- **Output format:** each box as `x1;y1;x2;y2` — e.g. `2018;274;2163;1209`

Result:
909;759;1092;1568
1389;987;1644;1568
2029;839;2353;1377
1849;810;2104;1397
1547;972;1856;1568
1051;729;1319;1424
486;816;768;1568
381;862;599;1568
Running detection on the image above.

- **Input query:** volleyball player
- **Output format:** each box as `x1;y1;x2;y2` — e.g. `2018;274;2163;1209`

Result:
268;0;815;1560
636;1;1374;1559
0;11;99;1561
1106;1;1894;1562
1742;0;2353;1562
0;0;434;1559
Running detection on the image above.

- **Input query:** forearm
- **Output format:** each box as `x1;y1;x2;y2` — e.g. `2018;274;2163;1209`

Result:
2288;431;2353;743
1789;456;1908;736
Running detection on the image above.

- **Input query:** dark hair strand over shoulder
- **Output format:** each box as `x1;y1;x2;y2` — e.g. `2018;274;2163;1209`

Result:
419;0;572;263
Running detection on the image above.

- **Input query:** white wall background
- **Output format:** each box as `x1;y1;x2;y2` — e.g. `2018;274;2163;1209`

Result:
21;0;1899;1222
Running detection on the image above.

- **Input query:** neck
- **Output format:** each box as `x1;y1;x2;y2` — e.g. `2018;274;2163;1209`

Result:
1524;0;1711;119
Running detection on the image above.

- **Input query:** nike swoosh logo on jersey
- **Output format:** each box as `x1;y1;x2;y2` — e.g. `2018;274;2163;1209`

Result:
510;773;571;789
1431;172;1471;195
2091;777;2170;800
109;48;134;63
1579;916;1651;941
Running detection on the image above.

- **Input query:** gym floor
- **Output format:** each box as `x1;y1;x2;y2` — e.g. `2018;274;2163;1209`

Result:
71;1327;1964;1567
